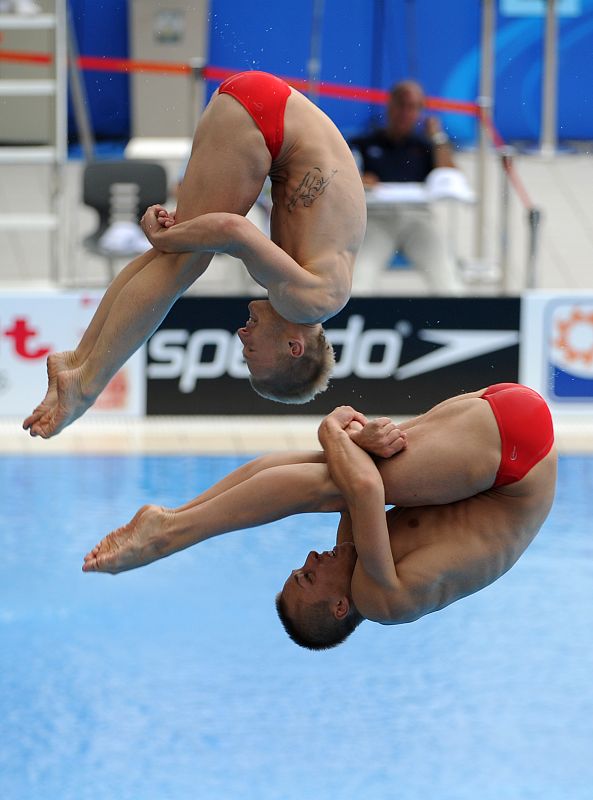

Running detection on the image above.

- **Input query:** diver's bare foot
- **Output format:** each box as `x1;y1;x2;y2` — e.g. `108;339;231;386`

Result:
29;366;95;439
22;350;77;431
82;505;171;574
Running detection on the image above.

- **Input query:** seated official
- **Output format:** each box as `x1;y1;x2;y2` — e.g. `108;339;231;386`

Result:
350;79;462;295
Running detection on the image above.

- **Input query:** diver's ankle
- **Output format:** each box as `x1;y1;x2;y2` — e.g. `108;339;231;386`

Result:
74;362;101;404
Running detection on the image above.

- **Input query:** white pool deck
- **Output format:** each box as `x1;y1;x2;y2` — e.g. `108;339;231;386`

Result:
1;413;591;455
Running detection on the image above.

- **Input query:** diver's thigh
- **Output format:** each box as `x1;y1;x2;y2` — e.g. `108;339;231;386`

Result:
176;94;271;222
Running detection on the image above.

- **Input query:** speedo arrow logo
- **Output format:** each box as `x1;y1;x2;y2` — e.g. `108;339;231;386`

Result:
148;316;520;390
395;329;520;380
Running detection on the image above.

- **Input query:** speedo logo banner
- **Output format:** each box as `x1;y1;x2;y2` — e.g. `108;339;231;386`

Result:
146;297;520;415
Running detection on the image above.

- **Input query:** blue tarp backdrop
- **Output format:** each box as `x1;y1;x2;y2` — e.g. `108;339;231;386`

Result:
67;0;593;145
68;0;130;139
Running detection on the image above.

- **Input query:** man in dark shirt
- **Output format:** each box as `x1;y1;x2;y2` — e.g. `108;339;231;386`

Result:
350;80;462;295
350;126;435;183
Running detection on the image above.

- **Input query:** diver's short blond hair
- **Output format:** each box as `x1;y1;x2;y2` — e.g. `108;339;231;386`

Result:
275;591;364;651
250;327;335;405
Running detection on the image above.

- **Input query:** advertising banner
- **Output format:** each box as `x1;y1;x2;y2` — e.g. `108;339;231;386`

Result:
0;292;145;417
146;297;520;416
521;291;593;416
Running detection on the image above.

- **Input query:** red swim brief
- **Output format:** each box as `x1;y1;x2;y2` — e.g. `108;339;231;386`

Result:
481;383;554;487
218;71;292;161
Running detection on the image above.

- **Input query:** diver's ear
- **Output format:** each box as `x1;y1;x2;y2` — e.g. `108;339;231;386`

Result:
333;596;350;620
288;338;305;358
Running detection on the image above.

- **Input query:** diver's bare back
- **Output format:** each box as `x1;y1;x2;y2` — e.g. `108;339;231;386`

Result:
270;88;367;308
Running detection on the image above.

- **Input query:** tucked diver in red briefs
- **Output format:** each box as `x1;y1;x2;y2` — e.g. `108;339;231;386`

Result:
23;70;366;439
82;383;556;651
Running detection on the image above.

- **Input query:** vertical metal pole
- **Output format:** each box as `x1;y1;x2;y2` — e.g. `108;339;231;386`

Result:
66;1;95;161
55;0;68;165
189;56;206;131
526;208;542;289
370;0;386;127
52;0;68;284
540;0;558;156
499;148;513;292
188;2;209;133
307;0;325;104
475;0;495;261
404;0;418;78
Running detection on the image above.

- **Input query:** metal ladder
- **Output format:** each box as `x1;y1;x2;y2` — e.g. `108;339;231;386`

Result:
0;0;67;282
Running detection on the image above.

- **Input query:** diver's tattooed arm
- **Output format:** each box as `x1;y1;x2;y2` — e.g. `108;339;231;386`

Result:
287;167;338;212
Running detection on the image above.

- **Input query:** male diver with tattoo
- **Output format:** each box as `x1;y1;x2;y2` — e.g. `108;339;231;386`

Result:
24;71;366;437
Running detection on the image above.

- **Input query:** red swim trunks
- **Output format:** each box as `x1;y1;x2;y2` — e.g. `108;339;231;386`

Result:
218;71;292;161
481;383;554;487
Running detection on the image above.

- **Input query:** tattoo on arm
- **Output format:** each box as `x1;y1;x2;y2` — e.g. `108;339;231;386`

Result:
287;167;338;212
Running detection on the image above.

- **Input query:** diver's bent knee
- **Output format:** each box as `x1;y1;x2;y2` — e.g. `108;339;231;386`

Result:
316;476;345;512
248;454;277;475
319;495;347;513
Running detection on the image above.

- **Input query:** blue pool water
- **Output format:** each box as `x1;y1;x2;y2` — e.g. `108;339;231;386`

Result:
1;454;592;800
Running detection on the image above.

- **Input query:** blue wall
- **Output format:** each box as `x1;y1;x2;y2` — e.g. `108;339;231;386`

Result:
68;0;130;140
68;0;593;146
494;6;593;141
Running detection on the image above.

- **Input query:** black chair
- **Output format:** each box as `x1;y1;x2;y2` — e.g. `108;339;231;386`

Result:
82;159;168;281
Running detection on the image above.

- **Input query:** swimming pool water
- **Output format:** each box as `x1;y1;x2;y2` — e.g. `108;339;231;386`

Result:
1;454;592;800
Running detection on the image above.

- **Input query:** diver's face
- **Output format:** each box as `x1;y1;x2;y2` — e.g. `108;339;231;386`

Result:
280;543;357;614
237;300;284;378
